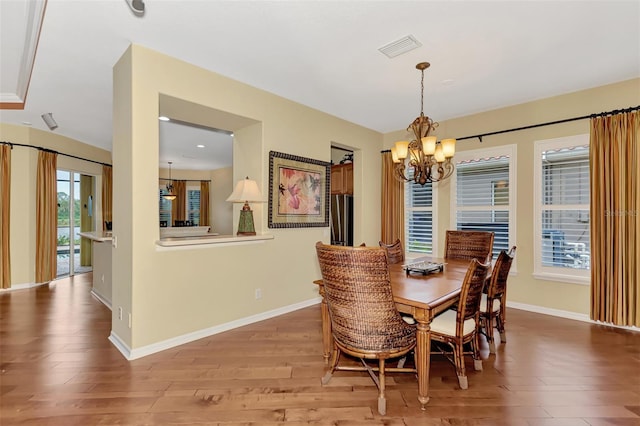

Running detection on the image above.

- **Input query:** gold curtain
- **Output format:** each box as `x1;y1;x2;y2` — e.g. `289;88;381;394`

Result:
172;180;186;223
200;180;210;226
36;150;58;283
381;151;404;245
0;144;11;288
590;110;640;327
102;165;113;231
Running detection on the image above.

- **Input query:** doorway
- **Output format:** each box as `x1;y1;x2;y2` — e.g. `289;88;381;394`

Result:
330;146;354;246
56;170;94;277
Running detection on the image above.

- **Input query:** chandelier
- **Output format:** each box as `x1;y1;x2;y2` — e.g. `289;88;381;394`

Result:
163;161;177;201
391;62;456;186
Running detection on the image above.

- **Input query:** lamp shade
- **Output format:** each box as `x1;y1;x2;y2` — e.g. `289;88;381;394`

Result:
441;138;456;158
394;141;410;160
390;146;400;163
421;136;437;156
434;144;445;163
226;177;263;203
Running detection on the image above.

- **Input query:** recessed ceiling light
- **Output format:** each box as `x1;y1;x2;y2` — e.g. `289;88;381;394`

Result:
22;121;32;126
159;116;170;121
196;144;205;148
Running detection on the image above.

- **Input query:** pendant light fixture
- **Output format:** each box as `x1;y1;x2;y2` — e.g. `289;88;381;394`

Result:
391;62;456;186
163;161;177;201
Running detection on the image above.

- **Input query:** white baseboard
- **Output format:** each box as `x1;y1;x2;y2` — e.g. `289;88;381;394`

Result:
508;301;640;332
0;281;49;292
90;289;112;310
109;297;323;360
108;331;132;359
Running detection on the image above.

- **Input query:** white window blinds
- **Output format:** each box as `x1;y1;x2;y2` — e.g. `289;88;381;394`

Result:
187;188;201;225
405;180;433;254
454;153;513;258
540;145;590;270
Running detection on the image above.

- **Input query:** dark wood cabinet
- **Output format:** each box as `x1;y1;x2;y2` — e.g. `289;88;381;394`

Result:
331;163;353;195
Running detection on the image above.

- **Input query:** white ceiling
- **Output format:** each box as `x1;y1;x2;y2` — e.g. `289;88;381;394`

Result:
1;0;639;170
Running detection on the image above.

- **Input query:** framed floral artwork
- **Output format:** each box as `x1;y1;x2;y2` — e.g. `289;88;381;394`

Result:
268;150;330;228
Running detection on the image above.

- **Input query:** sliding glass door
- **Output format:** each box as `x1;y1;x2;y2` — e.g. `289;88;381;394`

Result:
57;170;94;277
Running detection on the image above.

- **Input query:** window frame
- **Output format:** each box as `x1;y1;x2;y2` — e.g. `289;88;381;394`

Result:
159;183;203;226
186;182;201;225
533;134;590;285
404;179;438;259
449;144;517;263
159;185;173;226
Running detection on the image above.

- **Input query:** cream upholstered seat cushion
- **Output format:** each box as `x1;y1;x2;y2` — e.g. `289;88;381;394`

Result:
480;293;501;313
430;310;476;336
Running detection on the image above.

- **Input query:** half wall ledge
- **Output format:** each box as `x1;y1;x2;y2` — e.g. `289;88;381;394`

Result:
156;233;274;248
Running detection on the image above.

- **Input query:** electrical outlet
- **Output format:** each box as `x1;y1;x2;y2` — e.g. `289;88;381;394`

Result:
101;274;105;283
255;288;262;300
118;307;123;320
112;235;117;248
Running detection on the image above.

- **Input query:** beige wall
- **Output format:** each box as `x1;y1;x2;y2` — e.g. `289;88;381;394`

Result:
112;44;382;350
211;167;233;235
0;123;110;286
384;78;640;315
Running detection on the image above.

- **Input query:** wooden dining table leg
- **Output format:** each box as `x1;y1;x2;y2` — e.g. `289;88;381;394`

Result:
414;314;431;409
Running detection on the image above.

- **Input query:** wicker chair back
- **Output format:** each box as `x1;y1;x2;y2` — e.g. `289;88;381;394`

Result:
378;239;405;264
458;259;492;323
487;247;516;300
445;230;495;262
315;242;415;354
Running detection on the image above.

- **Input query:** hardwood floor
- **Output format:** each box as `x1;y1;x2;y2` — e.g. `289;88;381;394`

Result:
1;274;639;425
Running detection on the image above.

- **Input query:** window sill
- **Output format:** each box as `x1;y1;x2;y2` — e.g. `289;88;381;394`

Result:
533;272;590;286
156;233;274;248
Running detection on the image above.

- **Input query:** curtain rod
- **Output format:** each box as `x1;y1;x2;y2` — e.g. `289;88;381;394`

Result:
2;141;215;178
159;178;211;183
457;105;640;142
1;141;112;167
380;104;639;152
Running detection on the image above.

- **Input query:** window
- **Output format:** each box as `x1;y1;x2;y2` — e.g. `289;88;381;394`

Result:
451;145;516;260
405;177;436;255
158;184;201;226
534;135;590;284
159;187;172;225
187;185;201;225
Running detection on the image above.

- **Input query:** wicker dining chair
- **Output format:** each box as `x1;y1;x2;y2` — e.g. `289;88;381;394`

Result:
444;230;495;262
315;242;417;416
480;246;516;353
429;258;491;390
378;239;405;264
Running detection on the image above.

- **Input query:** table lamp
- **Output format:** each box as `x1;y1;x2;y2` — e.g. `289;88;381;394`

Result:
226;177;263;236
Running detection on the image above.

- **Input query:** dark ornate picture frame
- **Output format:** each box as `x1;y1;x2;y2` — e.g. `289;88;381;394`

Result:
268;150;330;228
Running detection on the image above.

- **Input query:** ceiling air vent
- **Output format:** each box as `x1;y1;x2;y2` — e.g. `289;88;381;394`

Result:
378;35;422;58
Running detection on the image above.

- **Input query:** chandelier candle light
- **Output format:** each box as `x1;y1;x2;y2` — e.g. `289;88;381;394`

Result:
392;62;456;185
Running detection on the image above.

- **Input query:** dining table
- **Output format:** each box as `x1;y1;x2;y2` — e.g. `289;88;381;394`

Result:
313;256;472;409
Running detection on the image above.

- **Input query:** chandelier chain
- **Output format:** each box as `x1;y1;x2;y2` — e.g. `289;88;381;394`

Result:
420;69;424;117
